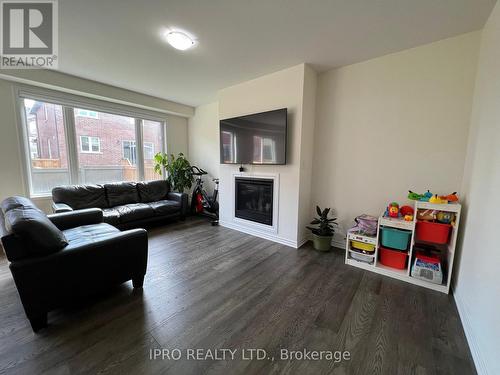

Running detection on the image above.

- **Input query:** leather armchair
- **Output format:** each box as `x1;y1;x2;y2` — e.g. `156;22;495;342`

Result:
0;197;148;332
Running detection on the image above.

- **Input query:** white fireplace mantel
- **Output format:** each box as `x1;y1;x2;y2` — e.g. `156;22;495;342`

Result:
230;172;279;234
218;172;292;245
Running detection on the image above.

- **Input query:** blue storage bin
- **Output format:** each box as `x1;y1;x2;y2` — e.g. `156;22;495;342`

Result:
380;227;411;250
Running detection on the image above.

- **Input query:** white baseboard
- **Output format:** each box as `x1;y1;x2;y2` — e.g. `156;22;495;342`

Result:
220;220;301;248
332;238;346;250
453;288;489;375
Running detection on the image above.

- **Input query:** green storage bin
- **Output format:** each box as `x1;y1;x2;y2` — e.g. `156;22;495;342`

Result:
380;227;411;250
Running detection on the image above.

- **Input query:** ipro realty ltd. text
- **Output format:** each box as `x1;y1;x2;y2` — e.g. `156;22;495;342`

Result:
150;348;351;362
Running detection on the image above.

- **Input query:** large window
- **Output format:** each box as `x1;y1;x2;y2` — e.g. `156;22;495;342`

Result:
142;120;163;180
20;99;166;196
75;110;138;184
120;140;155;165
23;100;70;195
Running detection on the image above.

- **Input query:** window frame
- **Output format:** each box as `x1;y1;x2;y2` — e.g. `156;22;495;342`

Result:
80;135;101;153
122;139;138;165
16;86;168;198
75;108;99;119
143;142;155;160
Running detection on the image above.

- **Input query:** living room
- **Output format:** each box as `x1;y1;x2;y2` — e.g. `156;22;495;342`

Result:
0;1;499;374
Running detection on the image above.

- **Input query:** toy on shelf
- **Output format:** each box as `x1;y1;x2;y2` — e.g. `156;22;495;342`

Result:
409;190;460;204
417;209;436;221
429;194;448;204
408;190;433;202
411;252;443;284
436;211;454;224
385;202;400;218
440;192;459;203
399;205;414;221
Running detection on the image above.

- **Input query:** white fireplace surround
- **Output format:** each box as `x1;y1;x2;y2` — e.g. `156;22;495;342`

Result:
220;172;282;242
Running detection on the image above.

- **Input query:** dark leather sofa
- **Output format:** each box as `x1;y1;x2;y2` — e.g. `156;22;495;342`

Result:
0;196;148;332
51;180;188;229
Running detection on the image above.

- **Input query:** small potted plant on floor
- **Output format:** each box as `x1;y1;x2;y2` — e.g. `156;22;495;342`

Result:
307;206;338;251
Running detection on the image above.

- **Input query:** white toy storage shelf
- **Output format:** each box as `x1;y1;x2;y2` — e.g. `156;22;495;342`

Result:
345;201;461;294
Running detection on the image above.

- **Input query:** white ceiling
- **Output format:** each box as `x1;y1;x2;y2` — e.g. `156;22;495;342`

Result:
59;0;496;107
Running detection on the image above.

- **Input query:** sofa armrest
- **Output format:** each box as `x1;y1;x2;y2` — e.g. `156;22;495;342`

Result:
47;208;103;230
52;202;73;213
167;192;188;216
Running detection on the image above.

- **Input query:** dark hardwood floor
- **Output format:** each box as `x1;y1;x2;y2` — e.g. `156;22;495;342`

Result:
0;217;475;375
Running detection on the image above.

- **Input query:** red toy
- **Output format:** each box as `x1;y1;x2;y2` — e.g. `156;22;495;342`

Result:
399;205;414;216
387;202;399;218
440;192;459;202
399;205;414;221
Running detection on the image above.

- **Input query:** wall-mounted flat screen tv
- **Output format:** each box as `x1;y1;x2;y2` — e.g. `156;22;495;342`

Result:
219;108;287;165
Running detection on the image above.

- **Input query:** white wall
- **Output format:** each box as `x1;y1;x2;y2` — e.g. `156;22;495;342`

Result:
188;102;220;190
166;114;189;157
217;64;316;247
454;3;500;375
312;32;480;241
297;65;317;244
0;74;191;213
0;79;26;199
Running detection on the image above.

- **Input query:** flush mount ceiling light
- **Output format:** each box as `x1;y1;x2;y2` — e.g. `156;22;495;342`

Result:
165;31;195;51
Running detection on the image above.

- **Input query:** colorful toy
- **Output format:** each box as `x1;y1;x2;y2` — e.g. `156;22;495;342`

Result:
400;205;414;221
387;202;400;218
411;252;443;284
407;191;421;200
429;194;448;204
437;211;454;224
408;190;433;202
440;192;459;203
422;190;434;201
417;209;436;221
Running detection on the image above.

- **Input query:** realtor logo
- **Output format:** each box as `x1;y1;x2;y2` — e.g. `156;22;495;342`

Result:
1;0;58;68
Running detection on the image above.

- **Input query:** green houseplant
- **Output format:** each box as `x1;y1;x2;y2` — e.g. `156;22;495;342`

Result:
307;206;338;251
154;152;194;192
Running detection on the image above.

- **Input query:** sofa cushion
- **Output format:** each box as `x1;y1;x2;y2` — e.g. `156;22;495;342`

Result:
5;207;68;255
1;196;36;214
137;180;169;203
52;184;107;210
63;223;120;249
115;203;154;223
148;200;181;215
102;208;121;226
104;182;139;207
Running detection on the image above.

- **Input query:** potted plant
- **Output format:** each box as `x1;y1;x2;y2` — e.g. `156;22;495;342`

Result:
307;206;338;251
154;152;194;192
